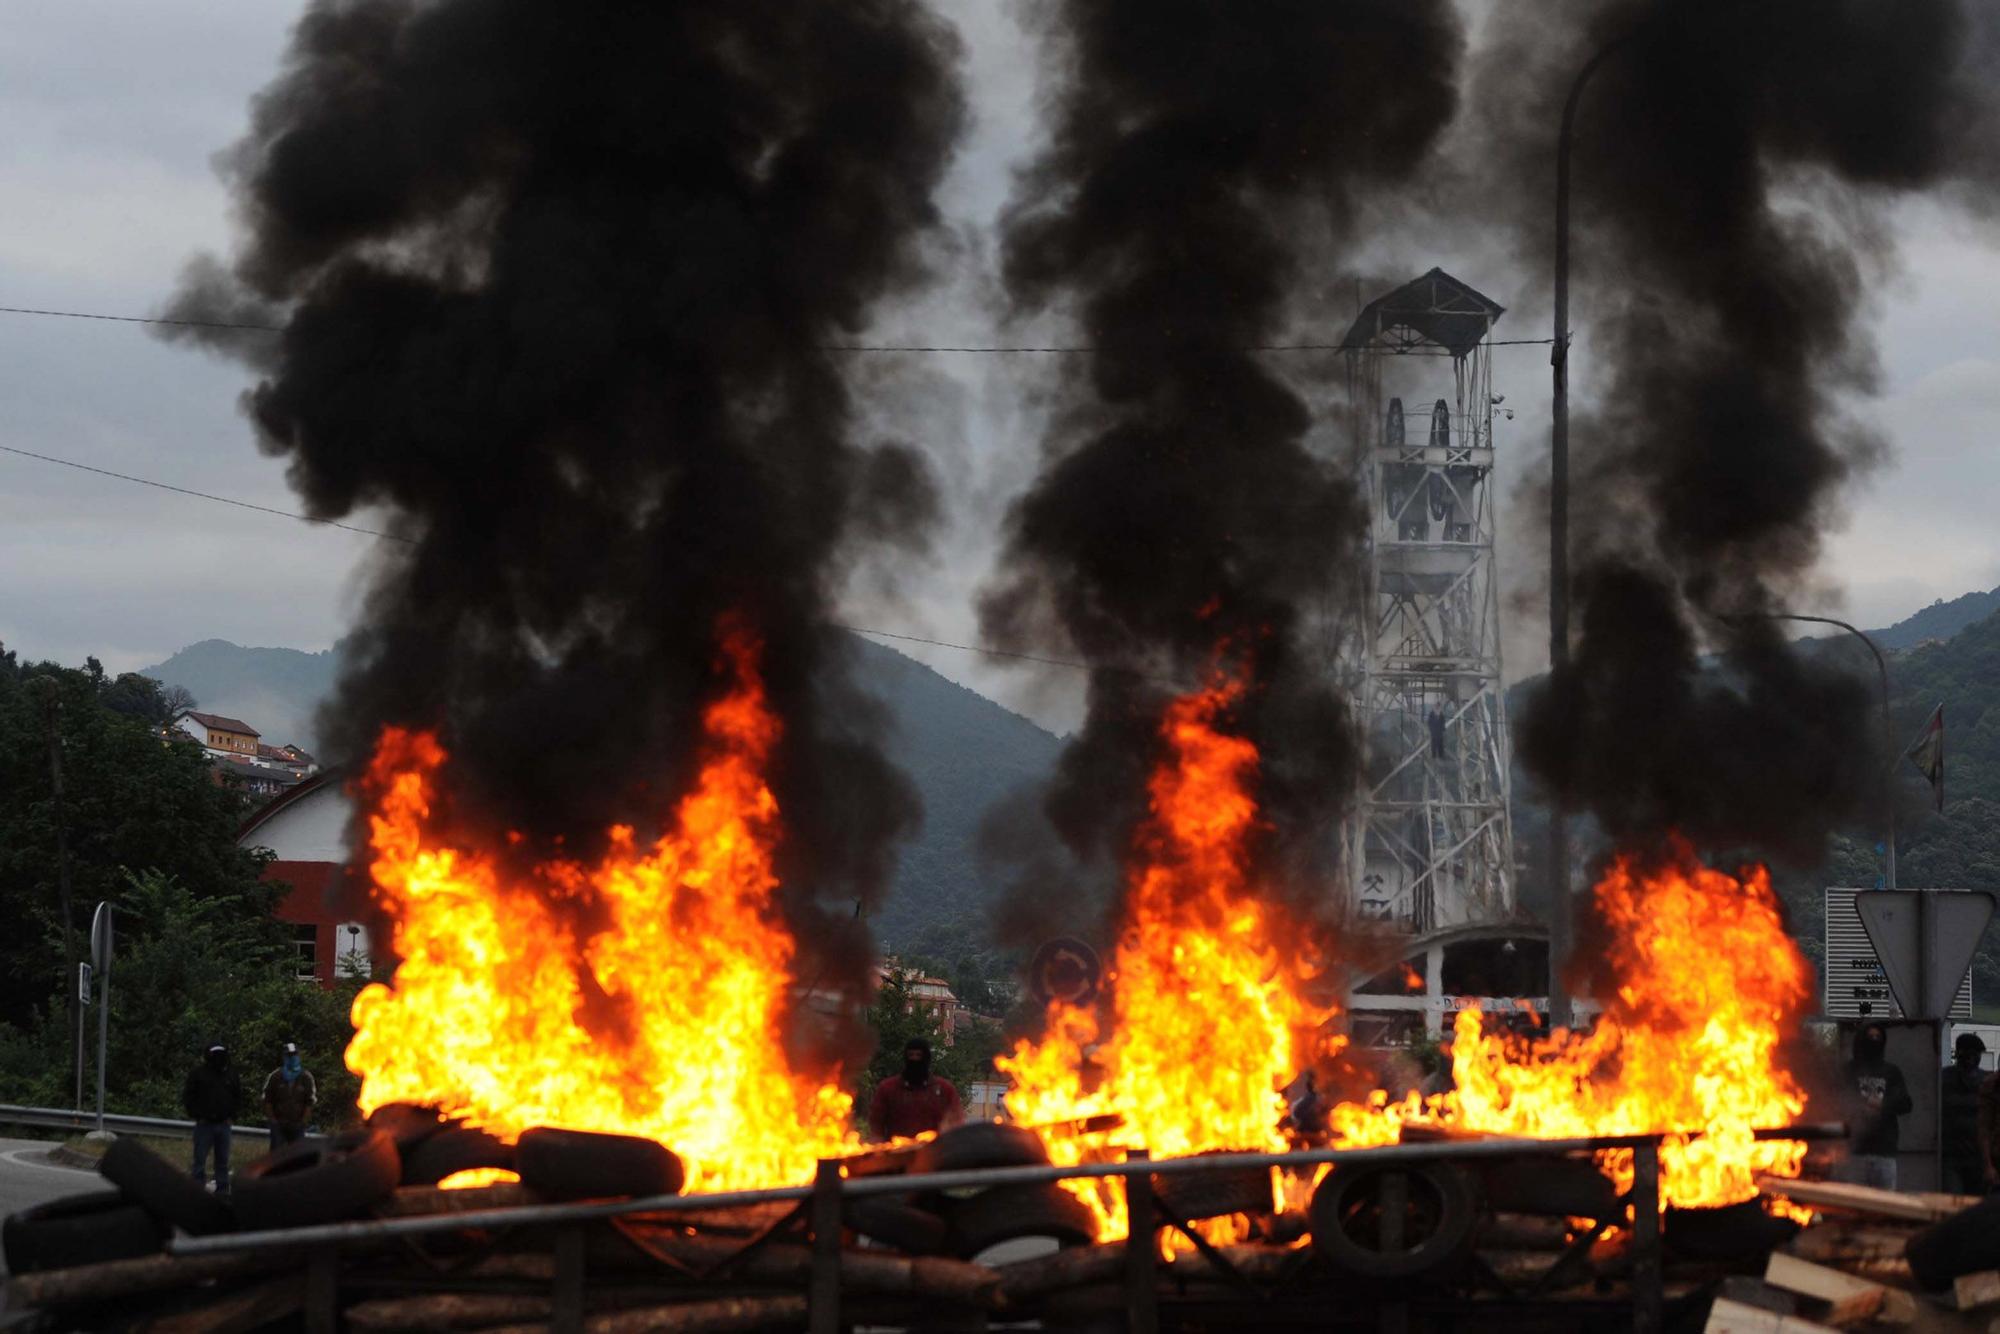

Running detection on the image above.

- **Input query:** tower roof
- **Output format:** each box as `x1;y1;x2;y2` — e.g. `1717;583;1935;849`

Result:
1339;268;1504;357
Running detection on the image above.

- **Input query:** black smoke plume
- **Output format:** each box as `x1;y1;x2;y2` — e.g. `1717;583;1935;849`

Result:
979;0;1463;929
166;0;965;1033
1484;0;1998;866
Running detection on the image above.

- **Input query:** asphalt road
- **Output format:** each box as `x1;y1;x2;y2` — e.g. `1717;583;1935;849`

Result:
0;1138;99;1276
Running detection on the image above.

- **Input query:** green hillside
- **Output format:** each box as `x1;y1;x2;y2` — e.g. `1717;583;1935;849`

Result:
139;634;1060;951
138;639;341;750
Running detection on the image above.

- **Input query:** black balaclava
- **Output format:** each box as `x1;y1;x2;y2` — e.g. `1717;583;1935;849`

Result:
1854;1025;1887;1065
204;1044;228;1071
902;1037;932;1089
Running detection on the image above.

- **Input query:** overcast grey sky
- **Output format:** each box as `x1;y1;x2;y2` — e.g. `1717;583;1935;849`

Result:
1;3;1994;735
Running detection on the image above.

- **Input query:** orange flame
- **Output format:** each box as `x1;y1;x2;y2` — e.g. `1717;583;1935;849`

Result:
345;624;854;1191
1000;670;1333;1239
1363;844;1811;1210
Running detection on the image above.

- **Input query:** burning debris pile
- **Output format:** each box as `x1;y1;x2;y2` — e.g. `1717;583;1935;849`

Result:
348;627;854;1191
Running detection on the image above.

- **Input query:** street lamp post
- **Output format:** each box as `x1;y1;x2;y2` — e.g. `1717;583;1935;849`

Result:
1729;613;1897;889
1549;31;1640;1030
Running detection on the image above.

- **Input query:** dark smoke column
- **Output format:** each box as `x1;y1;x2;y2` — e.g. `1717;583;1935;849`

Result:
167;1;964;1006
981;1;1461;918
1479;1;1998;940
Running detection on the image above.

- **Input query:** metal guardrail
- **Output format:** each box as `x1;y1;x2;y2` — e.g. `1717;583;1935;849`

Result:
0;1103;266;1141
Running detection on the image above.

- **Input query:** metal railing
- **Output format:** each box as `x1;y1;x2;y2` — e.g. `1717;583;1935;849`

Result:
0;1103;267;1141
162;1123;1843;1334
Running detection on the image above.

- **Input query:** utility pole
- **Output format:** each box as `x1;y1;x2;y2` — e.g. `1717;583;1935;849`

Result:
31;680;81;1076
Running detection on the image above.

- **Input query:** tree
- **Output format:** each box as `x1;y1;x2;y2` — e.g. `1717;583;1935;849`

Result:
0;659;273;1025
0;869;363;1127
159;684;199;720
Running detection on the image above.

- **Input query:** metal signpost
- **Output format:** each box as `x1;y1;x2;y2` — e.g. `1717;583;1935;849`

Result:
89;902;112;1136
74;962;91;1112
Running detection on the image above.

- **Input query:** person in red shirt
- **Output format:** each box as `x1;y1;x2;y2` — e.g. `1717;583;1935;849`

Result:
868;1036;963;1140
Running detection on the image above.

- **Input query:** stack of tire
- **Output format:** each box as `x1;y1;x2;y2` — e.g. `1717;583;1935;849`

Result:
2;1109;688;1276
845;1123;1098;1260
371;1103;685;1198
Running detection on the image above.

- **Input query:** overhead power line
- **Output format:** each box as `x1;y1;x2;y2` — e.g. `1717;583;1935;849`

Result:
0;302;1557;352
0;440;1124;677
0;443;411;543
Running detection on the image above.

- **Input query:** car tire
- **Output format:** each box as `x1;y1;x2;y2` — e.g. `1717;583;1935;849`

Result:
515;1128;684;1201
1908;1195;2000;1290
1309;1161;1476;1281
98;1138;235;1235
368;1103;454;1154
846;1199;949;1255
945;1183;1097;1259
3;1191;166;1273
233;1129;401;1231
1152;1160;1276;1224
910;1123;1049;1177
1479;1156;1621;1222
401;1127;515;1187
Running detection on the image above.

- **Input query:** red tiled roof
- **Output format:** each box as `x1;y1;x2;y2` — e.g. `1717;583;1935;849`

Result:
182;710;260;737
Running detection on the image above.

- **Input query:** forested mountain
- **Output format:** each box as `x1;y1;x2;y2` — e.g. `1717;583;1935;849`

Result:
138;640;340;750
139;634;1061;950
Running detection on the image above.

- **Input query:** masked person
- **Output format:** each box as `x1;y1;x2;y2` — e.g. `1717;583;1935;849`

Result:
1837;1022;1911;1190
182;1043;241;1193
867;1036;963;1141
261;1041;317;1151
1942;1033;1988;1194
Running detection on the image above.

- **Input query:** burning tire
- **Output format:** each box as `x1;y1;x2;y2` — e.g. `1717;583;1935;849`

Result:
1478;1156;1619;1222
1152;1159;1275;1224
98;1138;235;1236
401;1127;515;1186
945;1183;1097;1260
846;1199;949;1255
515;1128;684;1201
233;1129;401;1231
1308;1161;1476;1281
369;1103;453;1154
910;1122;1049;1177
3;1191;166;1273
1663;1198;1799;1262
1907;1195;2000;1290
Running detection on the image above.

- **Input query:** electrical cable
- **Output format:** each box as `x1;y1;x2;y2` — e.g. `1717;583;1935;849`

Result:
0;441;1135;677
0;302;1557;351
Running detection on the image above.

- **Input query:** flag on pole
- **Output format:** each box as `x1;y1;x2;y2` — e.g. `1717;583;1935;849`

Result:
1905;704;1944;811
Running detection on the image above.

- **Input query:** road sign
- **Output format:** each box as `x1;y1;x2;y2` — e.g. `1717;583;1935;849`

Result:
1856;890;1995;1021
77;963;91;1006
89;902;113;972
1823;887;1971;1019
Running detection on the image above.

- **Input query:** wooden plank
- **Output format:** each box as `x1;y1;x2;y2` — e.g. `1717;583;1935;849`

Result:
1763;1253;1917;1325
139;1275;305;1334
1705;1296;1842;1334
1759;1176;1971;1224
1791;1222;1923;1266
1957;1272;2000;1311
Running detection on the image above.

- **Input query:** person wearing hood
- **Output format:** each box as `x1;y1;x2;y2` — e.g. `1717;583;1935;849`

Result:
261;1041;317;1151
1942;1032;1988;1194
182;1043;242;1193
1836;1022;1911;1190
866;1036;962;1141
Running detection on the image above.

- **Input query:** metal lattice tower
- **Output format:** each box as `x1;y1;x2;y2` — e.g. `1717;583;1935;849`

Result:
1337;270;1514;934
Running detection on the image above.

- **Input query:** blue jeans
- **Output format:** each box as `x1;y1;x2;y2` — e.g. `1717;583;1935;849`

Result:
269;1121;306;1153
191;1121;232;1193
